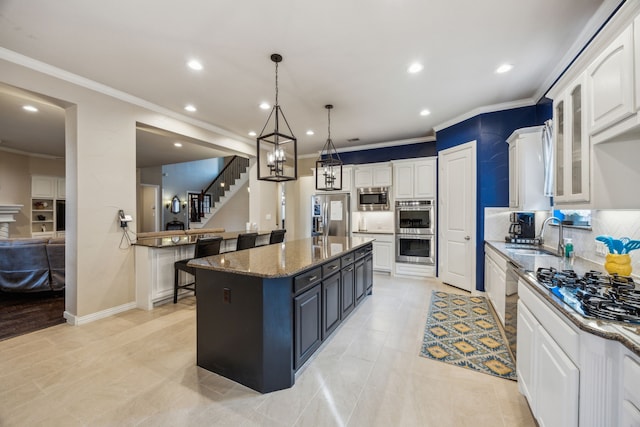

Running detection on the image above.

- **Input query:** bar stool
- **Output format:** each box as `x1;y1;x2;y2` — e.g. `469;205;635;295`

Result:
269;229;286;244
236;232;258;251
174;236;222;303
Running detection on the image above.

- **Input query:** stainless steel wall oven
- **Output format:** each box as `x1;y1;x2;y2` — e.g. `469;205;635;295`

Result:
395;200;434;235
396;234;435;265
395;200;435;265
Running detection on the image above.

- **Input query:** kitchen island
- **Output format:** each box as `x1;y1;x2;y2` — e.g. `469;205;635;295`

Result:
188;236;374;393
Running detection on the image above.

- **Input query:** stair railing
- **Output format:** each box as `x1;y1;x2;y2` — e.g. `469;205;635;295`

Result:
191;156;250;222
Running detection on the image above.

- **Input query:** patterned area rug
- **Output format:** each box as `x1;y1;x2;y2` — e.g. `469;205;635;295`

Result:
420;290;517;380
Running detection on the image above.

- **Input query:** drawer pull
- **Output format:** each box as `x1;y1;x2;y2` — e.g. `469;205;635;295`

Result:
308;275;318;282
346;267;354;272
329;265;338;270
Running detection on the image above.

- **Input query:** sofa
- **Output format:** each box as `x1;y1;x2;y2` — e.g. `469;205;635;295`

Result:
0;237;65;292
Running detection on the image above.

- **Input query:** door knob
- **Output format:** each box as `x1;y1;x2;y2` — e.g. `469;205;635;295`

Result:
464;236;470;240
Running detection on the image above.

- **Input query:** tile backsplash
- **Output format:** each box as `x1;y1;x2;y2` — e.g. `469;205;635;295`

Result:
484;208;640;278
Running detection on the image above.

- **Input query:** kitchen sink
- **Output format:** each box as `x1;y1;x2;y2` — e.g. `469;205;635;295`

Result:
504;245;558;257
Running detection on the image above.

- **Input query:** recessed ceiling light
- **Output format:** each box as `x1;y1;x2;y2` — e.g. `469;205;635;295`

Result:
187;60;203;70
248;131;257;137
174;142;183;148
408;63;424;74
420;109;431;116
259;102;270;110
306;130;314;136
184;104;197;112
23;105;38;112
496;63;513;74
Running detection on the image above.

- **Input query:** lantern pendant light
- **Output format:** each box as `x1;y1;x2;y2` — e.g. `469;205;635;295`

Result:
256;53;298;182
315;104;343;191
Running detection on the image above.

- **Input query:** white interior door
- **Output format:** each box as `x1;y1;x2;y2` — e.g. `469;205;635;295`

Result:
141;184;159;232
438;141;476;292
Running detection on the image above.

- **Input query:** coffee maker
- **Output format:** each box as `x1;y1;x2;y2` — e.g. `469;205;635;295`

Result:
505;212;539;244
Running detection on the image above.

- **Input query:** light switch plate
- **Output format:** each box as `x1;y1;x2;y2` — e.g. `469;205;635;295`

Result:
595;241;607;257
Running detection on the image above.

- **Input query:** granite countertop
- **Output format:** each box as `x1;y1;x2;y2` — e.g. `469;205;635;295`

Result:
189;236;375;278
352;230;395;235
134;230;272;248
486;240;640;356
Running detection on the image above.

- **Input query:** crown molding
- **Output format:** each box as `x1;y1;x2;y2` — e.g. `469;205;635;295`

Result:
434;98;536;132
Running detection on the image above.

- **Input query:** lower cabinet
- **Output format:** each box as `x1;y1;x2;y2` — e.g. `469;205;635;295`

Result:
322;272;341;338
365;254;373;293
518;280;580;427
341;262;355;318
294;244;373;371
354;259;365;304
536;326;579;427
294;284;322;370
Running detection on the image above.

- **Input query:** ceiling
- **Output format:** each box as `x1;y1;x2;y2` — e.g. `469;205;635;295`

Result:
0;0;619;167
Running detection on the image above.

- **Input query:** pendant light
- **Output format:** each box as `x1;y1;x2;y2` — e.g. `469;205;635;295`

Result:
315;104;343;191
256;53;298;182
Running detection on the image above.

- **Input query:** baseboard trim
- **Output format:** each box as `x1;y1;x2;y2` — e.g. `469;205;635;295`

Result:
63;302;137;326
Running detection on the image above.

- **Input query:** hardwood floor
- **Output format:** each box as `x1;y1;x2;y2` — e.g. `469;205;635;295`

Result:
0;275;535;426
0;291;65;341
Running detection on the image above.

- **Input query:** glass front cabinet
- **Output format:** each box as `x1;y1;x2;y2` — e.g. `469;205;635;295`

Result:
553;73;590;204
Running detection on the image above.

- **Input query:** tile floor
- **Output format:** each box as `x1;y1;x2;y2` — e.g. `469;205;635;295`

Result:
0;274;536;426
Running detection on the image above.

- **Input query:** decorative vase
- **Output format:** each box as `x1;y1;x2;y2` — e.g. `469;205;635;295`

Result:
604;253;632;276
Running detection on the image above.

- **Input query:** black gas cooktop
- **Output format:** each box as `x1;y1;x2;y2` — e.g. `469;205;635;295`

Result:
535;267;640;324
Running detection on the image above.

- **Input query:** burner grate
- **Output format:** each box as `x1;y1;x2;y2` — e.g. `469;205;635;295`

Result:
536;268;640;324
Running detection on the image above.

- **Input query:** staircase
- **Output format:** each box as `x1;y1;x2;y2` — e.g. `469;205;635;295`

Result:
188;156;250;229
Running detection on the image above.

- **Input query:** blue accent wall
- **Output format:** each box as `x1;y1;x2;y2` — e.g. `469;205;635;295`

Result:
340;141;436;165
436;105;551;291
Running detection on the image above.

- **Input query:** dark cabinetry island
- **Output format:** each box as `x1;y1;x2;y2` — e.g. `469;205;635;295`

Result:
188;236;374;393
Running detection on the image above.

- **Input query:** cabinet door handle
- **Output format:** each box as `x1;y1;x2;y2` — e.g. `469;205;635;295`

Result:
346;267;354;272
464;236;470;241
308;275;318;282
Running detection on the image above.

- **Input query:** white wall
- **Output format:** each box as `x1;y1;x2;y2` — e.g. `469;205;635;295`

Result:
248;160;278;232
0;56;253;321
208;181;250;232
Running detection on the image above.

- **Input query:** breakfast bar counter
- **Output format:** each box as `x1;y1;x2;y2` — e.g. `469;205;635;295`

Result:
189;236;374;393
133;230;273;309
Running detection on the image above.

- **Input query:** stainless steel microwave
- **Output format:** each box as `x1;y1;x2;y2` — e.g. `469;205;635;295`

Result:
357;187;389;211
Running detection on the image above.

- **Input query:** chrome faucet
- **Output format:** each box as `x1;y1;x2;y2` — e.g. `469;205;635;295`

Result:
539;216;564;256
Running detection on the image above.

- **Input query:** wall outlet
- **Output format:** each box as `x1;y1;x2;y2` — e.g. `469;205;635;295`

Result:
595;241;607;257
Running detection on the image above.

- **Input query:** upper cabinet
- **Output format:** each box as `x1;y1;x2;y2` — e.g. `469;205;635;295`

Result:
354;163;392;188
31;175;56;198
392;157;436;199
56;178;66;200
587;26;635;135
553;73;590;205
507;127;550;210
548;2;640;208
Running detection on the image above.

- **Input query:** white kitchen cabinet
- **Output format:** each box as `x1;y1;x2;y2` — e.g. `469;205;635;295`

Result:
31;175;56;198
352;233;393;272
484;245;506;325
517;301;536;407
392;157;436;200
341;166;352;193
518;279;580;427
621;351;640;426
56;178;66;199
354;163;392;188
553;73;590;205
507;127;549;210
536;326;580;427
587;25;634;135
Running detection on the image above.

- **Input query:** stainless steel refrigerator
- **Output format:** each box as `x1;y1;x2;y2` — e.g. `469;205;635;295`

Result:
311;193;350;237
